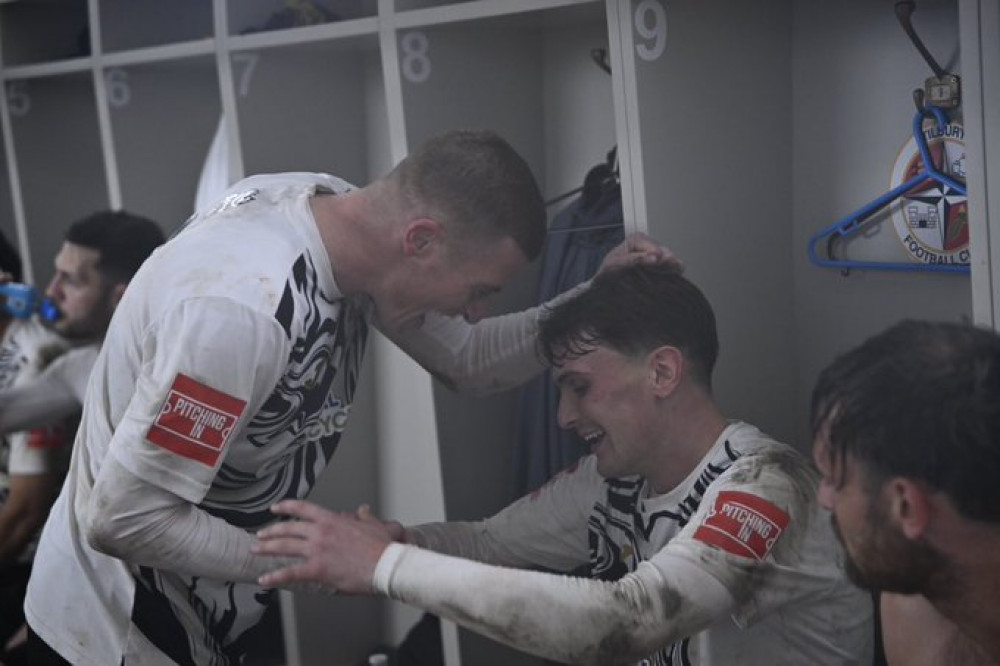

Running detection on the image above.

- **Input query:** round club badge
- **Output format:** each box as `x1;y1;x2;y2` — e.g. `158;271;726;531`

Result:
890;121;968;266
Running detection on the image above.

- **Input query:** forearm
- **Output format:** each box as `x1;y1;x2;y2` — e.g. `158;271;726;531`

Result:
0;474;55;565
86;456;292;583
373;543;732;665
0;504;41;566
389;284;588;395
0;512;37;565
0;375;79;434
407;521;528;566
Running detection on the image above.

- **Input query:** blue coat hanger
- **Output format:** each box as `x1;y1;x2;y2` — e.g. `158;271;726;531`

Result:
807;104;968;274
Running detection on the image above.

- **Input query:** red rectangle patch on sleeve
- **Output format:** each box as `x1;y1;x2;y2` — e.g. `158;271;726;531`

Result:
27;425;66;449
146;373;246;467
693;490;790;561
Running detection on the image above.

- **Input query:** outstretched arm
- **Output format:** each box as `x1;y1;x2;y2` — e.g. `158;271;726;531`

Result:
0;469;58;565
253;499;733;666
387;233;680;395
0;347;94;434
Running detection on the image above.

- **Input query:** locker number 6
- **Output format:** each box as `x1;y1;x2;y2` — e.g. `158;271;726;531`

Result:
6;81;30;117
105;68;131;108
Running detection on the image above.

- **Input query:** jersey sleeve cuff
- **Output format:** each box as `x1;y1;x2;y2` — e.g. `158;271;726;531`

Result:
373;541;408;595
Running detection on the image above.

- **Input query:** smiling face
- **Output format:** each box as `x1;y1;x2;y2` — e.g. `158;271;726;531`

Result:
553;345;662;480
813;434;946;594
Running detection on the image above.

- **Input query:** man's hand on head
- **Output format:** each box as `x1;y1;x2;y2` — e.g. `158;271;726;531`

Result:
598;233;682;275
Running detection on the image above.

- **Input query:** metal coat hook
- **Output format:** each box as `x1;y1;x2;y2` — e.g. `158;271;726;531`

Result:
590;48;611;75
895;1;946;78
895;1;962;109
807;105;968;275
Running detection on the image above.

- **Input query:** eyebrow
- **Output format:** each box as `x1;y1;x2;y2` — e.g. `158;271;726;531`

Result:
552;370;580;388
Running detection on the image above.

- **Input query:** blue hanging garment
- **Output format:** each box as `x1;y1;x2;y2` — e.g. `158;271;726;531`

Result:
511;165;624;498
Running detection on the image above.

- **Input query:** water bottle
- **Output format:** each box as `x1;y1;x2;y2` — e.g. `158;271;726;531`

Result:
0;282;60;321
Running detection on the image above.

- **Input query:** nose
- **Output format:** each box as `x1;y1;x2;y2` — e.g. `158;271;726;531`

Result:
556;394;576;430
45;275;62;300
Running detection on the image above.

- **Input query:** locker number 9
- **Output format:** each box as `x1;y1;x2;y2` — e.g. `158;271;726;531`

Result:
634;0;667;61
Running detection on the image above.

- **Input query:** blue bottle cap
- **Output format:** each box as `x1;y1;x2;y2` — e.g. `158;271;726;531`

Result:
38;298;61;322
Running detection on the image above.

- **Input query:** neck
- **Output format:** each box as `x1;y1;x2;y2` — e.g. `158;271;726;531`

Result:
310;189;388;297
646;388;729;494
925;527;1000;662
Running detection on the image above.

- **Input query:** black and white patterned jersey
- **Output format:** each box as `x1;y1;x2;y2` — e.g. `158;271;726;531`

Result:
404;421;873;665
26;173;370;665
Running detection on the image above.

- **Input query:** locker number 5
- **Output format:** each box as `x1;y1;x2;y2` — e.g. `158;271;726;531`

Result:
634;0;667;61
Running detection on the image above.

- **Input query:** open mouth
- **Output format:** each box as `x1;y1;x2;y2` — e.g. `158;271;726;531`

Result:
581;429;605;449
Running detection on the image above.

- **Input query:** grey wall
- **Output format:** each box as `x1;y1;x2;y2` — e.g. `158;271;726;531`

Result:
113;57;221;236
11;72;109;287
635;0;798;447
0;138;16;269
633;0;969;453
791;0;971;442
236;44;379;187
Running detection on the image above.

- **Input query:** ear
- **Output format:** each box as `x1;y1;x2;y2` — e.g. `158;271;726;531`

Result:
108;282;128;310
648;346;683;397
402;218;443;257
885;477;932;540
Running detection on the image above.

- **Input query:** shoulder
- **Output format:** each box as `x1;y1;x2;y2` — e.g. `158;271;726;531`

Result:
526;455;605;506
881;593;994;666
720;422;817;491
694;425;820;552
223;172;354;202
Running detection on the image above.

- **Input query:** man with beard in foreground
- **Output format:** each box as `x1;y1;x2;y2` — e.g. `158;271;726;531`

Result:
812;319;1000;665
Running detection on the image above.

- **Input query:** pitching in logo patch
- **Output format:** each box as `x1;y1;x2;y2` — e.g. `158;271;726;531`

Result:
146;373;246;466
693;490;789;561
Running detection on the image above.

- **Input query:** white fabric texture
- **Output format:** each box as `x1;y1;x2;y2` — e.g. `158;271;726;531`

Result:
0;343;98;435
375;542;735;666
27;173;362;666
394;422;873;665
0;318;70;564
25;171;554;666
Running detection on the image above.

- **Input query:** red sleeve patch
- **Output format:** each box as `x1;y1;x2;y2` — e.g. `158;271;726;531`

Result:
693;490;790;561
146;373;246;467
27;425;66;449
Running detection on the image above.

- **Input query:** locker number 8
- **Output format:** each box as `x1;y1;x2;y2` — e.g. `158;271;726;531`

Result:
634;0;667;61
401;31;431;84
